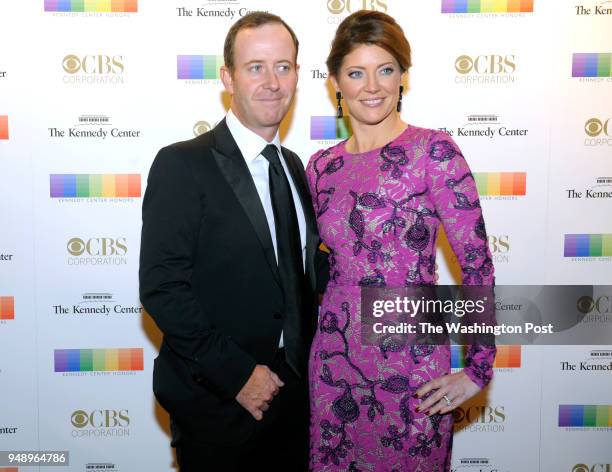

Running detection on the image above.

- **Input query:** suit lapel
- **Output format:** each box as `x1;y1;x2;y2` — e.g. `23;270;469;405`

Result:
281;148;319;291
211;119;281;287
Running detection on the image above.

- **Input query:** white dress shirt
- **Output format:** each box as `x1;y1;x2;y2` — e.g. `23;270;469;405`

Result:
225;110;307;347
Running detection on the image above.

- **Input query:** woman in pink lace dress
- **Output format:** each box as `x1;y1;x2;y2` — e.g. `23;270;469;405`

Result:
306;12;496;471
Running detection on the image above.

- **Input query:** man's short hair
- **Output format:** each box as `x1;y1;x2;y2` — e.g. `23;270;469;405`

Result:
223;12;300;72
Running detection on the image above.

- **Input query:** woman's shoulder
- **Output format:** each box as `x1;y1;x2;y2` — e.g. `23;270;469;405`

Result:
404;125;465;166
306;141;346;173
401;124;461;157
402;124;449;143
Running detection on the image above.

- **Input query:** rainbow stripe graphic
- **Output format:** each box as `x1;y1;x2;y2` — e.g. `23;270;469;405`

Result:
44;0;138;12
559;405;612;427
310;116;351;140
451;345;521;368
54;348;144;372
442;0;534;13
0;115;8;140
0;297;14;320
50;174;141;198
564;234;612;257
177;55;224;80
474;172;526;196
572;53;612;78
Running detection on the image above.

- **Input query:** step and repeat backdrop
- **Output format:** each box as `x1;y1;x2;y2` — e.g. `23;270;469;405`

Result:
1;0;611;471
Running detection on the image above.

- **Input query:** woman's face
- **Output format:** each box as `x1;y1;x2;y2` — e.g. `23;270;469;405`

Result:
332;44;404;126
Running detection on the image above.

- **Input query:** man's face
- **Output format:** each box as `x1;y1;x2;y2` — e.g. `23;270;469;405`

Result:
221;23;299;140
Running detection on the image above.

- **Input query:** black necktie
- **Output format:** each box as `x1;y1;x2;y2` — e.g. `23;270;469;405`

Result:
261;144;305;376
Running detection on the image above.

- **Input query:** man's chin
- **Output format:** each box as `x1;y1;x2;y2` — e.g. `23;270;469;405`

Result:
258;112;287;128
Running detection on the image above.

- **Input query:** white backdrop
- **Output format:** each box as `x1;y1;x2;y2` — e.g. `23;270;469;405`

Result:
1;1;611;471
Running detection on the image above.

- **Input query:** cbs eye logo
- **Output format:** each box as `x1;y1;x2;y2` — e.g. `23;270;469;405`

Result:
585;118;611;137
573;466;588;472
455;55;474;74
62;55;81;74
577;296;594;314
327;0;345;13
193;121;211;137
71;410;89;428
67;238;86;256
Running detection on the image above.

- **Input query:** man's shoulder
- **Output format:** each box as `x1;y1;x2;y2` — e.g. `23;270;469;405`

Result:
149;129;218;182
161;129;216;156
153;130;217;174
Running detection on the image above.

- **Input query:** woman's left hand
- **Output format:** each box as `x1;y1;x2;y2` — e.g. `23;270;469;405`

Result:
415;370;481;416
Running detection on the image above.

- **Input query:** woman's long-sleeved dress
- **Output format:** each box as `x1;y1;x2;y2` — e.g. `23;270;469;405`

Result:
305;125;496;472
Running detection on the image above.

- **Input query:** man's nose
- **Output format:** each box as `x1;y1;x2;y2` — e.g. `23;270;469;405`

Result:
263;68;281;91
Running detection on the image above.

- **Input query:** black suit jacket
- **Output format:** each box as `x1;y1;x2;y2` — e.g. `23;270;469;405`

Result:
139;119;328;445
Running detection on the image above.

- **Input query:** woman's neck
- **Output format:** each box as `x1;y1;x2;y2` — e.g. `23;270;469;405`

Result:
345;113;407;154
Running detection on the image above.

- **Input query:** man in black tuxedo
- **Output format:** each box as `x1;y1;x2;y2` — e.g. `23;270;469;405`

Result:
139;12;327;472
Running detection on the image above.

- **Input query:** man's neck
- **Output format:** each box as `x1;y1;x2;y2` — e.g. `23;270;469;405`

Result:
231;109;279;143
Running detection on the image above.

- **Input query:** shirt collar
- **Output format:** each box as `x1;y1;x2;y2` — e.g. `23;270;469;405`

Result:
225;109;282;163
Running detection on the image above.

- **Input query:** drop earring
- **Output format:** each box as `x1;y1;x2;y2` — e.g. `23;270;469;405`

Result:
336;91;343;118
397;85;404;113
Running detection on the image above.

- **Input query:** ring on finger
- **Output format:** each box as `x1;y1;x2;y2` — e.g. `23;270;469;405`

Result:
442;394;451;406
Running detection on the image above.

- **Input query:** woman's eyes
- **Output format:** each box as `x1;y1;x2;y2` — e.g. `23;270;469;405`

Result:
347;67;395;78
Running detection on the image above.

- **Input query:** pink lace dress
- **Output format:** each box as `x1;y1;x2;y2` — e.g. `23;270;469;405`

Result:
306;125;496;472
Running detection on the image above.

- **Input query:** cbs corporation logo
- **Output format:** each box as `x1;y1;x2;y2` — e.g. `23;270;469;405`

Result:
453;405;506;424
327;0;387;14
70;409;130;438
62;54;124;85
455;54;516;74
453;405;506;433
584;118;612;146
67;237;127;257
66;237;128;266
326;0;387;22
577;295;611;314
454;54;517;85
71;409;129;429
62;55;124;74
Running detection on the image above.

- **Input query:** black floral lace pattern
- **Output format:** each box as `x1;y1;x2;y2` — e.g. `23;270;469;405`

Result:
316;302;440;466
312;149;345;217
380;144;409;179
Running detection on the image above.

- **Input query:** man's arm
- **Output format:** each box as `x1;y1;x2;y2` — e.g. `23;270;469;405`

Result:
284;149;330;298
139;145;257;400
315;242;330;299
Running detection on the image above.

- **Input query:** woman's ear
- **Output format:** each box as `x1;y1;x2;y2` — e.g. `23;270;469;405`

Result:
330;75;339;93
401;71;408;92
